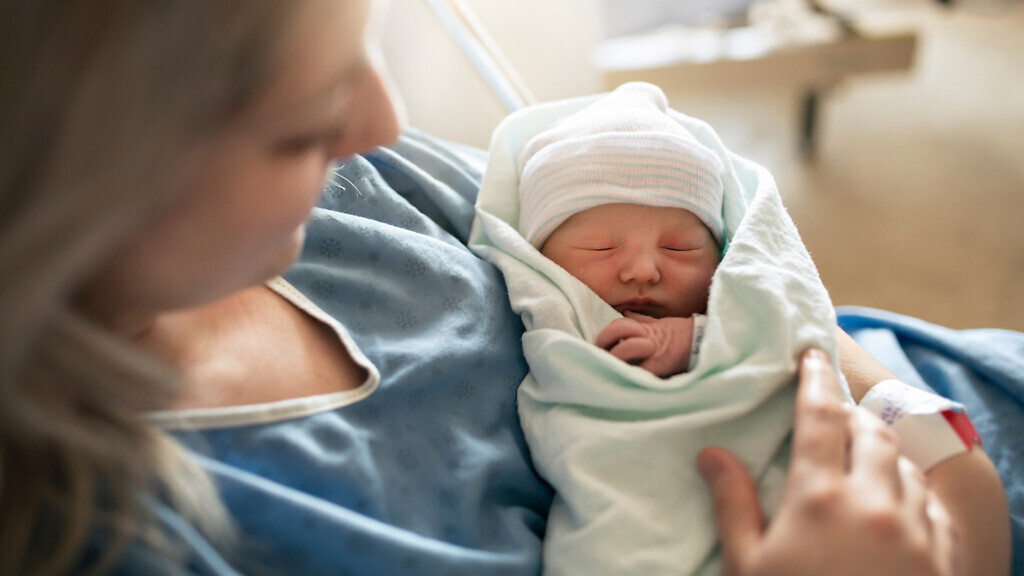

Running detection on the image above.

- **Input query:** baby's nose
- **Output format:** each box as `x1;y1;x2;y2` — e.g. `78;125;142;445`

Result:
619;253;661;284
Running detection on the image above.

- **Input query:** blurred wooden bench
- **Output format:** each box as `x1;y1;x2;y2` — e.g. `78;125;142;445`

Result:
596;17;917;157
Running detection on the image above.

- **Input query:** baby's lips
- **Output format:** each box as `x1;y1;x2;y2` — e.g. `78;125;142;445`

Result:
614;301;663;318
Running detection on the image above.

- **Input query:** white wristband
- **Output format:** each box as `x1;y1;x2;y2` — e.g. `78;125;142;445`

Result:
687;313;707;372
859;379;981;471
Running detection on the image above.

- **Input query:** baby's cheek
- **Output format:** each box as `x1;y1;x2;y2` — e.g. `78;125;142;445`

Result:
591;280;620;303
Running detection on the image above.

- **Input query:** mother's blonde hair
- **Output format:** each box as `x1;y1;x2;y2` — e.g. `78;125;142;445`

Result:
0;1;313;573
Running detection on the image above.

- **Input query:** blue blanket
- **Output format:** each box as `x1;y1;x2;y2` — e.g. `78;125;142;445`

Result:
838;306;1024;574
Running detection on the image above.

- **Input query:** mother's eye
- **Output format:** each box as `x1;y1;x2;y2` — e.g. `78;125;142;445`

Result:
276;127;346;155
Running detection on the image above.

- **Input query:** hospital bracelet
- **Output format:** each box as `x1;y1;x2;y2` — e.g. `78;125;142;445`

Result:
859;379;982;471
687;313;707;372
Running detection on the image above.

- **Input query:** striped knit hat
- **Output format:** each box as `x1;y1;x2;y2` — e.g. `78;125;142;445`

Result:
517;82;725;249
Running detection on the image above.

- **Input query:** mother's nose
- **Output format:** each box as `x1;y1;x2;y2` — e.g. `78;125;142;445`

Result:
329;61;401;159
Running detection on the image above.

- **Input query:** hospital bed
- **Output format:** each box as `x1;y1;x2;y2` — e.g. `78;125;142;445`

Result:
419;0;1024;570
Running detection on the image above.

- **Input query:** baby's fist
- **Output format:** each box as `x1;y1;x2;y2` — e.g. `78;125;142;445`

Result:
595;312;695;377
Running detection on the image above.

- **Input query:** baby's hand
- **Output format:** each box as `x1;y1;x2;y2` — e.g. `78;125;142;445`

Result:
595;312;695;378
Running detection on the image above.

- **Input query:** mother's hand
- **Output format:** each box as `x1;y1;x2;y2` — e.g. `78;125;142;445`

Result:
698;349;961;576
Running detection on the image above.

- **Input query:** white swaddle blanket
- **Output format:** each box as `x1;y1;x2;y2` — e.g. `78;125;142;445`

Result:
468;88;844;576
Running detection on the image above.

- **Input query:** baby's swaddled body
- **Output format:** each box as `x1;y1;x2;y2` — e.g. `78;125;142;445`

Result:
469;82;843;575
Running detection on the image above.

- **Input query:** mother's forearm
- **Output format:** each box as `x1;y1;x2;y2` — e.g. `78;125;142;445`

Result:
835;327;896;402
835;326;1011;575
927;449;1011;575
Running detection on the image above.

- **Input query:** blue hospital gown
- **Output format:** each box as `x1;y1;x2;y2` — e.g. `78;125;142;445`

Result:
113;129;554;575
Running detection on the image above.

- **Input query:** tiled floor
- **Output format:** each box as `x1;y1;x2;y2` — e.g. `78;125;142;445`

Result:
664;6;1024;331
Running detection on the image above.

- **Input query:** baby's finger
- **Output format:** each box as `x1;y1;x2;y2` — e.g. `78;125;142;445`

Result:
595;318;645;350
607;337;656;364
623;311;656;323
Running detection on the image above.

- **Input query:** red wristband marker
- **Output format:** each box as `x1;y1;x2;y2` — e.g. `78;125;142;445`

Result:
941;409;982;449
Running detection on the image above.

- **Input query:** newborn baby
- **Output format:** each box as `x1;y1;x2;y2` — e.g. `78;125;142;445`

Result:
517;82;726;376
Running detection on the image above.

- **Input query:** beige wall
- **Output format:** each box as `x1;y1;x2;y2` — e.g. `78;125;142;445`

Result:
380;0;602;149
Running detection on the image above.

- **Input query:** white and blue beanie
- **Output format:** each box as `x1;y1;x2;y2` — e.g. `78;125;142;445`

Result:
517;82;725;249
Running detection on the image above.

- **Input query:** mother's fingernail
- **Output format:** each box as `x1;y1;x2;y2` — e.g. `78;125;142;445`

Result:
803;348;828;364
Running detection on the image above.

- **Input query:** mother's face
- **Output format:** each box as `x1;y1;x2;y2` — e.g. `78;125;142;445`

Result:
81;0;399;329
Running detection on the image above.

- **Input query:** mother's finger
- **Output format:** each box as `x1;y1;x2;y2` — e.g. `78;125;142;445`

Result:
791;349;850;477
926;494;961;576
849;407;901;499
897;456;931;538
893;455;954;573
698;447;764;575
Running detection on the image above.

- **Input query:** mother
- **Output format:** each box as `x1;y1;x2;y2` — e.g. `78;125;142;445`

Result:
0;1;1009;575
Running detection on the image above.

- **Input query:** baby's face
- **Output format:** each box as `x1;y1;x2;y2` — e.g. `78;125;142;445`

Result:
541;203;720;318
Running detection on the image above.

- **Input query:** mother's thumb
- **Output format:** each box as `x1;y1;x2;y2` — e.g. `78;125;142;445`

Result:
698;447;764;573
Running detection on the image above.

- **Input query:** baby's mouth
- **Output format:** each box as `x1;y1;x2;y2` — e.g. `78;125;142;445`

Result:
614;298;662;316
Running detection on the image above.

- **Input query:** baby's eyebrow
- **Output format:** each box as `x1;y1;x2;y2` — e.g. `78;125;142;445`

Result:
574;233;613;244
668;222;710;237
665;229;699;239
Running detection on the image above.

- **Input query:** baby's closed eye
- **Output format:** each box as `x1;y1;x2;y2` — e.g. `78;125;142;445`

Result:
662;240;705;252
572;238;616;252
